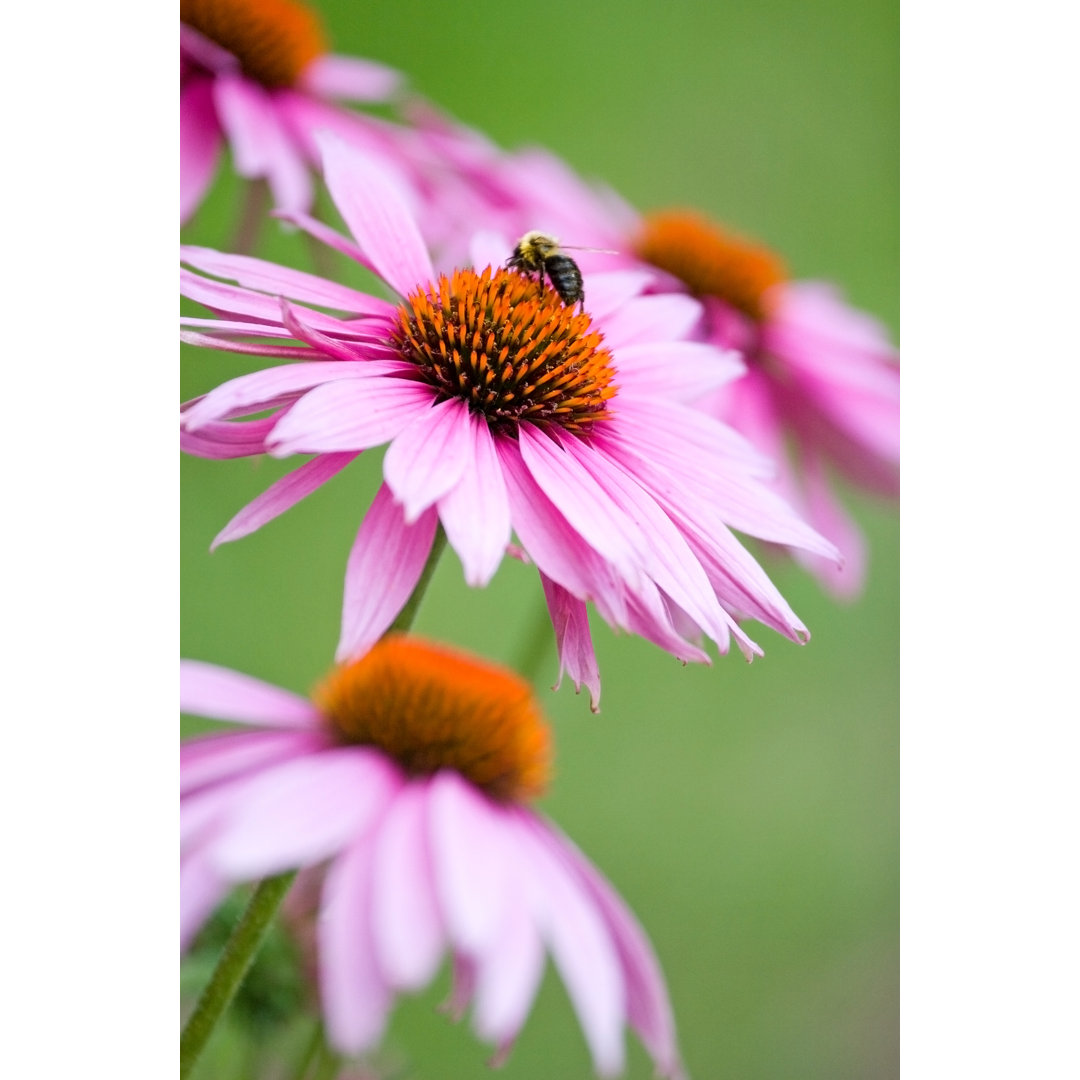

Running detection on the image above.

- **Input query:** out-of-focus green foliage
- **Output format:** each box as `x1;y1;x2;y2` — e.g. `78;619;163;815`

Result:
181;1;898;1076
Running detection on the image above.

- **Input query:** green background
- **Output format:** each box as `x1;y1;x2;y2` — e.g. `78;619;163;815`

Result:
181;0;898;1076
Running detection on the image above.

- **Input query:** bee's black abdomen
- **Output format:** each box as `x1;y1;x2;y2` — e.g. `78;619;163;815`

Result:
544;254;585;308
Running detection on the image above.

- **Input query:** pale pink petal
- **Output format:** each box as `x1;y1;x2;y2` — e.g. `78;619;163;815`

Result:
180;730;328;797
273;209;377;276
548;824;685;1080
267;377;435;457
580;271;654;322
337;486;439;661
383;398;472;522
213;74;312;212
180;245;384;314
540;575;600;711
318;132;435;296
210;749;400;878
319;828;393;1054
437;414;512;587
599;293;703;350
180;24;235;72
427;771;512;954
278;300;398;361
518;425;641;585
370;782;445;989
180;77;221;223
471;884;545;1050
511;811;626;1076
212;451;359;548
180;416;277;459
183;362;372;430
623;582;718;664
180;849;227;952
180;660;321;728
181;781;240;850
300;54;402;101
615;341;745;401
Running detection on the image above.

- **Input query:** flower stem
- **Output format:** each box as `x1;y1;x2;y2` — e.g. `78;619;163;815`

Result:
179;530;448;1076
180;873;295;1079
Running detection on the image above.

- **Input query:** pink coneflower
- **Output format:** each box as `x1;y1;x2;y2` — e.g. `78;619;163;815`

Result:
181;636;685;1077
180;0;403;223
633;211;899;598
181;134;837;706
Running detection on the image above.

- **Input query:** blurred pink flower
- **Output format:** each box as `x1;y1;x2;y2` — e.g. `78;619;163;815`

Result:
181;134;837;705
478;153;899;597
180;0;403;223
181;637;685;1078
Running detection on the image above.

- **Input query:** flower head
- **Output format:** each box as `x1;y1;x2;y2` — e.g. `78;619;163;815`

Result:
181;134;838;705
181;637;684;1077
180;0;403;223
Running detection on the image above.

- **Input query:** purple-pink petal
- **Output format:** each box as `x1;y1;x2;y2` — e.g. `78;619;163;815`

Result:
437;415;512;588
383;398;472;523
300;54;402;101
337;485;439;661
600;293;704;350
370;782;445;989
209;748;399;878
180;730;328;797
180;660;322;728
180;77;221;223
180;849;228;952
180;415;277;460
212;451;360;549
318;132;434;297
540;574;601;711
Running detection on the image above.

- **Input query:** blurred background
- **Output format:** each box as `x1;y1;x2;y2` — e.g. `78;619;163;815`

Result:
181;0;898;1076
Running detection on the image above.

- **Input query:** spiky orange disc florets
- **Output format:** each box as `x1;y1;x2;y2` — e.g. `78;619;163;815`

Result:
391;267;617;437
635;210;788;322
315;636;551;804
181;0;326;88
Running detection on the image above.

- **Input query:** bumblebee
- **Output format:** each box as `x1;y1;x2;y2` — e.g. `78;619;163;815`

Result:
507;231;586;311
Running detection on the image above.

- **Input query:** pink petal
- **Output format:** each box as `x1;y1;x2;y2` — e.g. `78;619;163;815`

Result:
209;748;400;878
180;77;221;223
512;811;626;1076
180;415;277;460
427;772;513;954
213;74;312;212
600;294;704;350
581;271;654;322
183;362;373;430
615;341;745;402
266;377;435;457
180;660;322;728
180;849;227;952
318;132;435;297
383;398;472;523
211;451;359;549
540;575;600;711
546;823;685;1080
437;414;511;587
180;730;328;797
370;781;445;989
300;54;402;101
180;245;384;314
337;485;439;661
319;829;393;1054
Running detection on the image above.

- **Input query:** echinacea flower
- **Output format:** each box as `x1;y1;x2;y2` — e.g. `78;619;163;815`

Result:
181;134;838;706
484;150;899;597
180;0;403;223
181;635;685;1077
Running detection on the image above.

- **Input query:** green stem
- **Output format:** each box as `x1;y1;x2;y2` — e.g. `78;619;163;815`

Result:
180;873;296;1079
180;531;449;1077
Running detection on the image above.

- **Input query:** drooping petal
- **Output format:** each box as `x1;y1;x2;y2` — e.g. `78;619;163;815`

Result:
180;848;228;952
319;826;393;1054
180;415;277;459
540;575;601;711
300;54;402;101
370;781;445;989
512;811;626;1077
180;76;221;223
213;74;312;212
337;485;439;661
438;415;512;588
318;132;435;297
209;748;400;878
266;377;435;457
180;660;322;728
383;398;472;523
427;771;512;955
211;451;360;549
180;730;329;797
